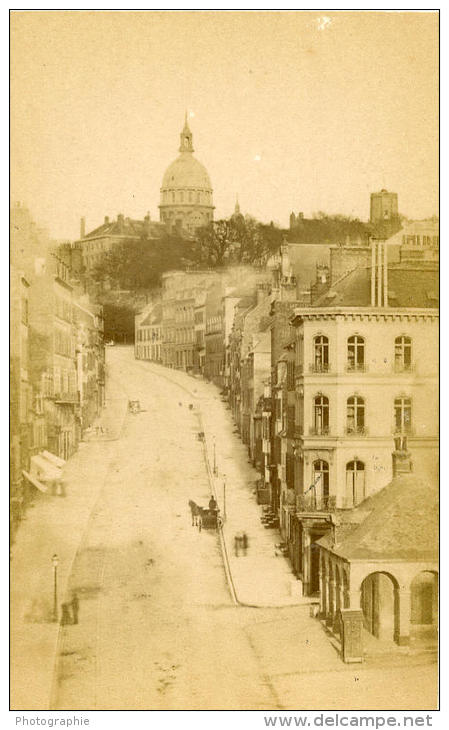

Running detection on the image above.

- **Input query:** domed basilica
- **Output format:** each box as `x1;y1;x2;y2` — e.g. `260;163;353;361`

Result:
159;116;214;234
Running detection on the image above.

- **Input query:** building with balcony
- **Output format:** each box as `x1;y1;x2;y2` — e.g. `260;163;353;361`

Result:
288;241;438;595
28;252;80;461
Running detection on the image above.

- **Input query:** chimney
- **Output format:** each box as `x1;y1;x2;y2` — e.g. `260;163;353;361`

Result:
80;217;86;239
104;216;110;225
117;213;124;233
377;239;382;307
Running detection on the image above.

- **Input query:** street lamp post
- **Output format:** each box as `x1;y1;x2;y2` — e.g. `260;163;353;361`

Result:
223;475;227;521
52;553;59;622
213;436;217;476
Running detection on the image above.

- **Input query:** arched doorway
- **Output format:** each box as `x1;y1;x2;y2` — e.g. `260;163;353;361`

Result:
410;572;438;639
361;572;399;642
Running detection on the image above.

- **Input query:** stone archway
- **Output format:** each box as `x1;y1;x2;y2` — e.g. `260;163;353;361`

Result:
361;572;399;642
410;571;438;640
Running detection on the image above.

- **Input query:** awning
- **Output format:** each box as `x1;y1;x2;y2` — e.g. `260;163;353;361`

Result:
41;450;66;468
30;455;62;482
22;470;48;493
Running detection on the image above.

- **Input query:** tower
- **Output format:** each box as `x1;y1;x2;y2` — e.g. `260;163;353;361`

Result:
159;115;214;235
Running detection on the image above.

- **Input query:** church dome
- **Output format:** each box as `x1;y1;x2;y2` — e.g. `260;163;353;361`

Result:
159;116;214;234
162;154;212;191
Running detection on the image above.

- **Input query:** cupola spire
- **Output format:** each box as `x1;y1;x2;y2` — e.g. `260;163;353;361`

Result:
179;113;194;153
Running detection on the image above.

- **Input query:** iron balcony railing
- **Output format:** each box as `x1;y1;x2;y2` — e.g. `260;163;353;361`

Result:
345;425;368;436
309;425;330;436
297;494;336;513
309;363;331;373
345;363;368;373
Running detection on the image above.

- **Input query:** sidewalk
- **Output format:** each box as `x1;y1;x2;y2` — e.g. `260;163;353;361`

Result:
10;361;128;710
144;362;308;608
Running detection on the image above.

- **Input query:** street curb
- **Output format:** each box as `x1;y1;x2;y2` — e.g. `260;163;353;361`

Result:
141;362;304;610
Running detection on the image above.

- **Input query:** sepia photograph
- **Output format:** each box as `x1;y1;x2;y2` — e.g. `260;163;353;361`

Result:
10;8;439;717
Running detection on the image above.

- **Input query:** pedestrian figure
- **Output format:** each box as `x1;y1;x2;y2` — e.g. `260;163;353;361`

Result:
234;532;243;557
71;592;79;625
209;495;217;511
60;602;71;626
242;532;249;556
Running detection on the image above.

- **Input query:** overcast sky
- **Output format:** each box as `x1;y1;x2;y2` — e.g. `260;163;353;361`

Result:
11;11;438;240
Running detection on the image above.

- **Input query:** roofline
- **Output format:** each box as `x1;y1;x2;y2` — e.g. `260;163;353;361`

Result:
291;306;439;325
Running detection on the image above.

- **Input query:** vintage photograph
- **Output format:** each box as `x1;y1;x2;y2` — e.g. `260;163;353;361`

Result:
10;10;439;713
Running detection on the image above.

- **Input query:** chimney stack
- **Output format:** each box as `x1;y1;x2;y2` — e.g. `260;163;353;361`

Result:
80;217;86;239
104;216;110;225
117;213;124;233
370;239;388;308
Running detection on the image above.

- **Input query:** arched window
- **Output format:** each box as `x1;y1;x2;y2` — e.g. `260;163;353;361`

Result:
346;460;365;506
395;336;412;371
394;396;412;433
347;335;365;371
312;460;329;504
347;396;365;434
313;395;329;435
313;335;329;372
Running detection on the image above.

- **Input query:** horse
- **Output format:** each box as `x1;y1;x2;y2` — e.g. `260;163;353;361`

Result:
188;500;201;527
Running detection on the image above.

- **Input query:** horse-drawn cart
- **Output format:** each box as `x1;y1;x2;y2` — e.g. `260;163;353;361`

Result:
189;500;222;532
199;508;222;531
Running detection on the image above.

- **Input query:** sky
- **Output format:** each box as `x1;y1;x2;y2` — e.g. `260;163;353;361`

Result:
11;11;439;240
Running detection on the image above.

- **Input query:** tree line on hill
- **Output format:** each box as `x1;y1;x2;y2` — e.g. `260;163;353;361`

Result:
90;212;372;293
91;214;284;292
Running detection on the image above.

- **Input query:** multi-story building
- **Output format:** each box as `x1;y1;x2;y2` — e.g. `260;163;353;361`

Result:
193;292;207;374
287;240;438;596
28;252;80;460
160;270;221;371
74;297;105;430
10;269;32;535
76;213;165;272
204;281;225;385
11;204;106;536
135;301;163;362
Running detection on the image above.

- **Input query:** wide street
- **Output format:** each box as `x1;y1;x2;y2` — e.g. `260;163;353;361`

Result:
13;347;437;711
